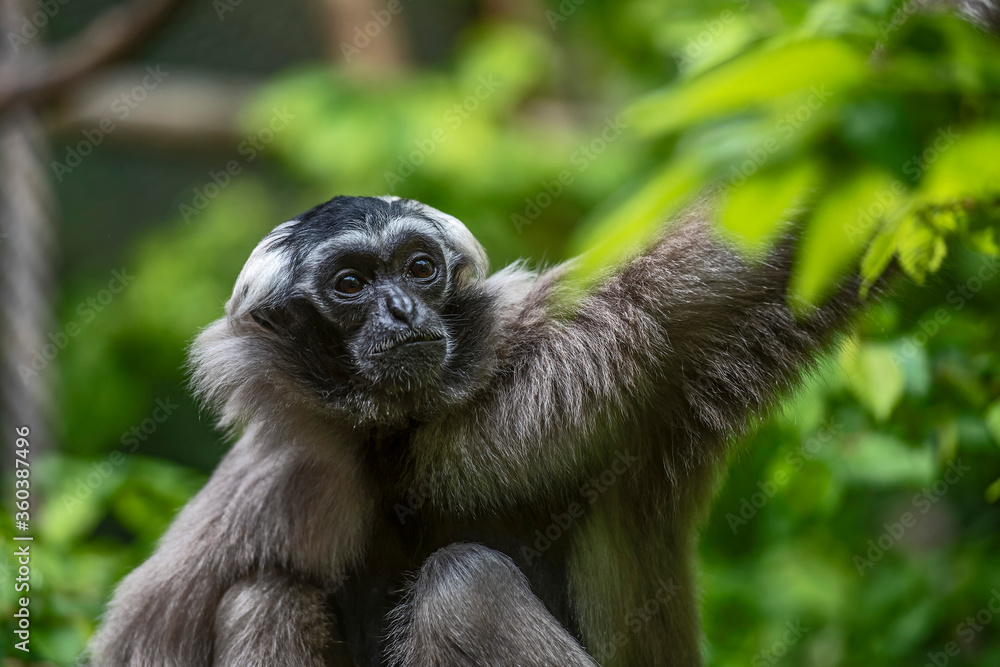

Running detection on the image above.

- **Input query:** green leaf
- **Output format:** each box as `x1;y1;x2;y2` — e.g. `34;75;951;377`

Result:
986;400;1000;447
919;127;1000;201
791;169;901;309
987;478;1000;504
38;457;125;546
896;217;948;283
719;159;820;255
834;434;935;486
894;338;932;398
965;227;1000;256
567;156;708;288
628;39;868;136
860;223;900;287
842;342;907;422
934;418;960;463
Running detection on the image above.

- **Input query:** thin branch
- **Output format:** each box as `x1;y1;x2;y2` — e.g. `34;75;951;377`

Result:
0;0;186;115
48;68;258;149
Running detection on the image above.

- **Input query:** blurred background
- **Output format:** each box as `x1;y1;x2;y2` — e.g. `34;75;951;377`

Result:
0;0;998;664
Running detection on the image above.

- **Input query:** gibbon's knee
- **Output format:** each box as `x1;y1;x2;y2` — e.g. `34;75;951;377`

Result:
412;543;520;620
214;573;332;667
390;543;597;667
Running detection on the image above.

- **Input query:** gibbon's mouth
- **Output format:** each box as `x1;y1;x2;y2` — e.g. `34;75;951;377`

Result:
370;331;445;355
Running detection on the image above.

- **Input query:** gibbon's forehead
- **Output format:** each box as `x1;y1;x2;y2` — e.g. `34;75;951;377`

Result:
289;195;412;247
294;197;451;262
277;195;485;266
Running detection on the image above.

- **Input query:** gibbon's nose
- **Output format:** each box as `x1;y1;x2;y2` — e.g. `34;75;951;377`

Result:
386;291;416;325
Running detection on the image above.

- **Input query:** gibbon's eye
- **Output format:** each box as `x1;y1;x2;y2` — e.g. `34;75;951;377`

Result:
409;258;436;280
334;272;365;296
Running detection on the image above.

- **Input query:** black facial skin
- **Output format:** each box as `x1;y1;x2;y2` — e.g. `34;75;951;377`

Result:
313;235;451;393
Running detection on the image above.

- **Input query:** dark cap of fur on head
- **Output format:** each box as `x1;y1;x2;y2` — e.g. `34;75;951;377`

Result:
227;196;489;323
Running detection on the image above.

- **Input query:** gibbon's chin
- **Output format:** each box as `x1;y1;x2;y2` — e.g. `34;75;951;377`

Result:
358;337;448;392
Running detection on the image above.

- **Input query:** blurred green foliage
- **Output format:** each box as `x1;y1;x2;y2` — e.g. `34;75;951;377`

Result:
2;0;999;664
577;2;1000;304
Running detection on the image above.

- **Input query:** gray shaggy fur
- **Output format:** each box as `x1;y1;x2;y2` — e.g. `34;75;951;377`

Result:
215;573;335;667
388;544;598;666
89;194;867;666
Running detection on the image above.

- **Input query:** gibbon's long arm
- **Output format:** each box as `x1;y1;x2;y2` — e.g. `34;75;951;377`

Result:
88;420;374;666
410;203;862;511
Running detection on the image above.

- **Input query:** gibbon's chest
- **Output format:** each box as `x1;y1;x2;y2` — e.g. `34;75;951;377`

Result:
330;491;585;666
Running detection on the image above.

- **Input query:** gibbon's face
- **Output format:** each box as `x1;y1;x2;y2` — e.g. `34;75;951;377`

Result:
226;196;491;417
306;215;457;390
